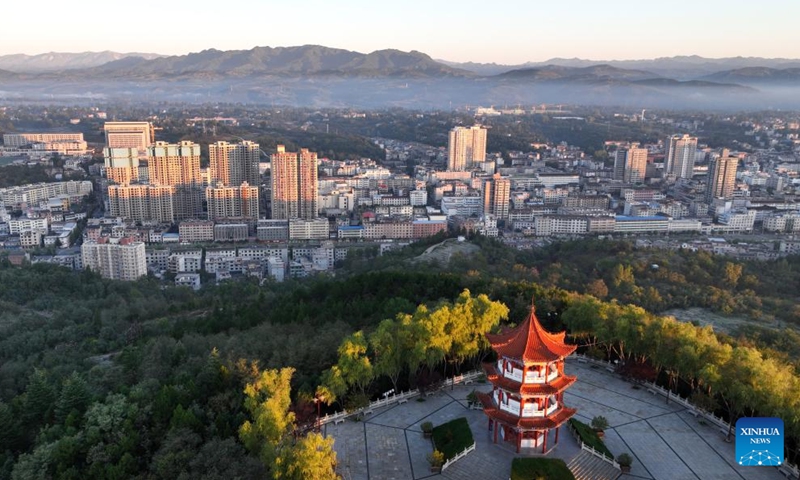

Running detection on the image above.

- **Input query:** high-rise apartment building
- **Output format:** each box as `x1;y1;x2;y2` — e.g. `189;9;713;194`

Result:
103;122;154;155
665;134;698;180
706;152;738;203
148;141;203;219
206;182;260;221
448;125;487;171
614;145;648;183
103;147;140;185
482;173;510;220
209;141;261;187
147;141;201;186
81;237;147;281
108;185;176;223
270;145;318;220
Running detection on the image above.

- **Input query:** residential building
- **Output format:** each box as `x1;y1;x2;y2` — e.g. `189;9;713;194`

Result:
179;220;214;243
148;141;203;219
706;153;738;203
270;145;318;219
206;182;259;221
103;147;140;185
175;273;201;290
288;218;329;240
81;237;147;281
214;224;249;242
481;173;511;220
257;219;289;242
448;125;487;171
209;141;261;187
614;145;647;183
665;134;698;180
108;185;176;223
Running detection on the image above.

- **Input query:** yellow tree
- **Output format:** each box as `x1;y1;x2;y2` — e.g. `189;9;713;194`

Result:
274;432;338;480
239;367;296;466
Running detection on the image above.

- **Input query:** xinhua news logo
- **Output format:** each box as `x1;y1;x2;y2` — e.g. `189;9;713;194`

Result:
736;417;784;467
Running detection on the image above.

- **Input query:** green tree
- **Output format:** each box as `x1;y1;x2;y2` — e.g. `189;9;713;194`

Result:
334;332;373;395
22;369;56;430
55;372;90;425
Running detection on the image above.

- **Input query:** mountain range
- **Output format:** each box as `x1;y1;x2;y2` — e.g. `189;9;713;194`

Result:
1;46;799;109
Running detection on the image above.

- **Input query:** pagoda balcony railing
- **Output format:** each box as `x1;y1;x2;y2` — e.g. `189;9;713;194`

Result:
494;391;561;418
494;361;559;384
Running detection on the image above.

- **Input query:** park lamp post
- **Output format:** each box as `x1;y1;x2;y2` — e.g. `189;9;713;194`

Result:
314;394;325;433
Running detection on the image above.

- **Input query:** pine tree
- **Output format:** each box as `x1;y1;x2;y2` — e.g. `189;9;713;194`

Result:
22;369;56;429
55;372;90;424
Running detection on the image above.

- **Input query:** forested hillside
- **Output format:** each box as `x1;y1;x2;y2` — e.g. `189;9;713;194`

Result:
1;236;799;478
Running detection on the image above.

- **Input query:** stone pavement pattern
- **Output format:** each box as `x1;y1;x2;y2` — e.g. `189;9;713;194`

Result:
325;360;787;480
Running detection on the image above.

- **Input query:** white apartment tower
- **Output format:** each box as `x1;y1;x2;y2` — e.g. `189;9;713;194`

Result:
206;182;260;221
209;141;261;187
665;134;698;180
81;237;147;281
448;125;487;171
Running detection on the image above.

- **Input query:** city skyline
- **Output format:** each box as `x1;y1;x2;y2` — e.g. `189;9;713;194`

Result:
3;1;800;63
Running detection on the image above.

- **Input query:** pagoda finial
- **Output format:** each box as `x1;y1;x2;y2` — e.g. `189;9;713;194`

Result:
530;295;536;313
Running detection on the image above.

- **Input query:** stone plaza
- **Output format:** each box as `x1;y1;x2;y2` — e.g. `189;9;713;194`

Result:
324;359;787;480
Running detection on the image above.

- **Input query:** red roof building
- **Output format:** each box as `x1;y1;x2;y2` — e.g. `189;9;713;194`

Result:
478;301;577;454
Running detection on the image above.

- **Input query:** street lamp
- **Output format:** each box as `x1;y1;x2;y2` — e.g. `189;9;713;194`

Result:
314;394;325;433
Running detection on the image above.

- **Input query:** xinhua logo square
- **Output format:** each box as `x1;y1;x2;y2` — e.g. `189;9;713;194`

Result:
736;417;784;467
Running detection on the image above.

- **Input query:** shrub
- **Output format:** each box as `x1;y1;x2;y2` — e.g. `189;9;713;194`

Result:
427;450;445;467
591;415;609;431
617;453;633;467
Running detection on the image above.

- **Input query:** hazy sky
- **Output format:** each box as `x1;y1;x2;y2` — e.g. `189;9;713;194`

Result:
3;0;799;62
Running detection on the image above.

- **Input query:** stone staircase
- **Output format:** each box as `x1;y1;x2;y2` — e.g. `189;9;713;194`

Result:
567;450;621;480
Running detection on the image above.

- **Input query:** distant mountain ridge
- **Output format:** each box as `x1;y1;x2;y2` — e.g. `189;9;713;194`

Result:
1;46;798;110
442;55;800;79
77;45;473;79
0;51;164;72
701;67;800;85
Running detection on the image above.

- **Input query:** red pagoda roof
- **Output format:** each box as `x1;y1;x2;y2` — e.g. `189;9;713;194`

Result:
485;303;576;365
477;392;576;430
483;363;577;396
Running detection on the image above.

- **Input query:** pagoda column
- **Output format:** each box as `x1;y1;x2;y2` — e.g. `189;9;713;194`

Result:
493;420;498;443
542;429;548;453
516;430;522;453
555;426;560;444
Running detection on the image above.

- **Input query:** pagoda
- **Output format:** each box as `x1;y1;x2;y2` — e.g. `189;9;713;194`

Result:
478;302;577;454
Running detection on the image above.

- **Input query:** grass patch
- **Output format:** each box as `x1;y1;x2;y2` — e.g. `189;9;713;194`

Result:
568;418;613;459
432;417;474;460
510;458;575;480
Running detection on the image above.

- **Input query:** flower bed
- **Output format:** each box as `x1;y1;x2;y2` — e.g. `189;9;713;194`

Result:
432;417;474;460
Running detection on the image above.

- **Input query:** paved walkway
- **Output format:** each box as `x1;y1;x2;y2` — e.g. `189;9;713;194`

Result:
325;360;787;480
